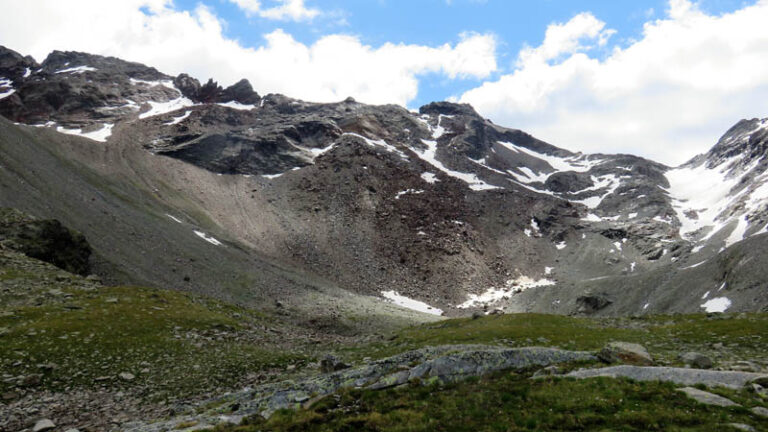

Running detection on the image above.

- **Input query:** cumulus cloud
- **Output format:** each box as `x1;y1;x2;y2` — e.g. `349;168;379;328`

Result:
0;0;497;106
461;0;768;165
229;0;320;22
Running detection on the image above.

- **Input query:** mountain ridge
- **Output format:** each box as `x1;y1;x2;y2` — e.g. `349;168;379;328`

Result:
0;44;766;317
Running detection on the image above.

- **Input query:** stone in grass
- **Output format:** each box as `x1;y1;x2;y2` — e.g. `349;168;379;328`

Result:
33;419;56;432
751;406;768;418
678;387;739;407
598;342;653;366
119;372;135;381
680;352;713;369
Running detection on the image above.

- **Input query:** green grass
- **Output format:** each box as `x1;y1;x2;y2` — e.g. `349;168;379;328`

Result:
207;372;766;432
0;283;307;401
339;313;768;367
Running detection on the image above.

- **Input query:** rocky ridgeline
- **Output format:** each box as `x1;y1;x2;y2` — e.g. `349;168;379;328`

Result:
1;44;767;317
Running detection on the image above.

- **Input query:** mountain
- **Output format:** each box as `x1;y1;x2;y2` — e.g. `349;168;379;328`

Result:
0;45;767;318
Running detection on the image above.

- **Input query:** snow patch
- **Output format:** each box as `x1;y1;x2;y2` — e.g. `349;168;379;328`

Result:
139;97;195;119
702;291;710;299
681;260;707;270
55;123;114;142
55;65;97;74
217;101;256;111
166;214;183;224
0;78;15;99
164;110;192;125
700;297;731;313
457;276;555;309
395;189;424;199
413;139;500;191
555;241;567;250
381;291;443;316
194;230;222;246
420;172;439;184
344;133;409;161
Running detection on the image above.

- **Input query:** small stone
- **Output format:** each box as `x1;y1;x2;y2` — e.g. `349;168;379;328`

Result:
1;391;19;401
732;361;760;372
105;298;119;304
319;355;350;373
22;374;42;387
680;352;713;369
0;327;9;337
751;406;768;418
532;365;561;378
64;429;81;432
712;342;724;349
33;419;56;432
598;342;653;366
118;372;135;381
728;423;756;432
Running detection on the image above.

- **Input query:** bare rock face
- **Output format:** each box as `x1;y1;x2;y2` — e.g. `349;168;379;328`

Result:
0;208;91;276
173;74;260;105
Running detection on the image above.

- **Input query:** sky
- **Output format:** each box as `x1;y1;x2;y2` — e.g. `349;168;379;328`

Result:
0;0;767;165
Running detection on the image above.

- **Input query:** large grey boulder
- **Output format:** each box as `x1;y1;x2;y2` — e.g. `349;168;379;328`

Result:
598;342;653;366
678;387;739;407
567;365;767;389
680;352;714;369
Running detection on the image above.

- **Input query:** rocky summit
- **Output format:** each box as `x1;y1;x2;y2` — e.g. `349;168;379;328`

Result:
0;45;767;432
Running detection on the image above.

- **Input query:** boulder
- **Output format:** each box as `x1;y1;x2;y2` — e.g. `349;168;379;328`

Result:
576;295;613;314
678;387;739;407
680;352;713;369
33;419;56;432
598;342;653;365
319;355;350;373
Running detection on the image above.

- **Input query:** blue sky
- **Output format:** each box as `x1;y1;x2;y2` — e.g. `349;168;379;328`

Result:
172;0;750;107
1;0;766;164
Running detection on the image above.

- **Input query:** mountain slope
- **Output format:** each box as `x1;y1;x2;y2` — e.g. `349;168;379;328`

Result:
1;45;767;316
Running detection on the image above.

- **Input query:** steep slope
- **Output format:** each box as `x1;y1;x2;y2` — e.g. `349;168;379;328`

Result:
1;45;766;316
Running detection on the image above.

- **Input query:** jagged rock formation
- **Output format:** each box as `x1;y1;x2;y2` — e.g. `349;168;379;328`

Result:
1;44;767;316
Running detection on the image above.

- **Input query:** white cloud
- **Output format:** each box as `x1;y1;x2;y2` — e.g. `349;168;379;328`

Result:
229;0;320;22
461;0;768;165
0;0;497;106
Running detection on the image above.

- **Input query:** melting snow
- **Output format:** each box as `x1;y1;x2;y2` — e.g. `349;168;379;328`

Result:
23;68;31;78
55;65;97;74
682;260;707;270
344;133;409;161
166;214;183;224
139;97;195;119
194;230;222;246
217;101;256;111
56;123;114;142
381;291;443;316
700;297;731;313
413;139;500;191
395;189;424;199
545;267;553;275
556;241;567;250
421;172;439;184
0;78;14;99
262;173;284;179
702;291;710;299
630;262;636;272
164;110;192;125
129;78;174;87
457;276;555;309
